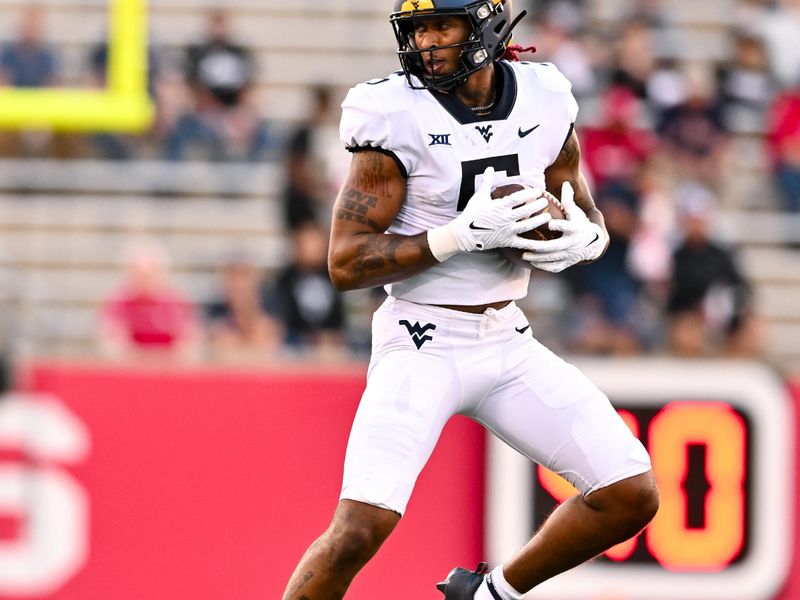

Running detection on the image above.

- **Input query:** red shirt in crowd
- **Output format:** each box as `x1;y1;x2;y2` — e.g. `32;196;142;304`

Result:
580;86;654;190
102;287;197;348
581;126;654;190
766;88;800;167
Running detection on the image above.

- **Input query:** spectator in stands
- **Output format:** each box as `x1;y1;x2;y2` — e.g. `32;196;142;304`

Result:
740;0;800;89
527;0;588;26
0;6;57;88
717;32;776;133
580;86;655;194
623;0;669;30
657;65;729;186
627;158;676;290
0;355;10;395
0;256;17;394
765;81;800;214
0;6;67;158
564;184;647;355
646;57;686;121
608;17;657;99
666;184;761;357
533;10;596;98
282;85;347;230
204;253;283;363
99;242;200;364
606;8;681;120
606;4;678;117
165;10;271;162
264;222;346;358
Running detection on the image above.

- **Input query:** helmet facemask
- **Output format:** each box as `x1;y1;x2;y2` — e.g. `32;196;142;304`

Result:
390;0;523;92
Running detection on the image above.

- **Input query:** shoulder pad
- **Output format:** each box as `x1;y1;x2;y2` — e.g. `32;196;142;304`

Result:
514;61;573;93
345;72;415;115
339;72;418;175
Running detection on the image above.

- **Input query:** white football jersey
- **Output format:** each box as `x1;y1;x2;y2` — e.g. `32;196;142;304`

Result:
339;60;579;305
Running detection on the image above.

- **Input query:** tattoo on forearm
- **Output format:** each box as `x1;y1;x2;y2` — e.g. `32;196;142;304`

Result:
351;233;433;285
331;149;434;288
354;235;407;272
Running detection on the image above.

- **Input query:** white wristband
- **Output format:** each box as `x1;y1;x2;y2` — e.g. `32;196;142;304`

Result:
427;224;460;262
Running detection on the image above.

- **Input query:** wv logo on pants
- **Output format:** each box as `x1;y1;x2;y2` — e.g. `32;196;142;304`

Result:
399;320;437;349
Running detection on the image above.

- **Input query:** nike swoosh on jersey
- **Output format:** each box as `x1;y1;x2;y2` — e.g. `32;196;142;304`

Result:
469;222;492;231
515;325;530;334
588;233;600;246
518;124;541;138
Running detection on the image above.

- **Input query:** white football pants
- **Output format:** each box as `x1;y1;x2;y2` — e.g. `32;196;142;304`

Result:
340;297;651;515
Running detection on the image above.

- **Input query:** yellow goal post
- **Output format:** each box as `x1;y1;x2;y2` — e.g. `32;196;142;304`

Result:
0;0;154;132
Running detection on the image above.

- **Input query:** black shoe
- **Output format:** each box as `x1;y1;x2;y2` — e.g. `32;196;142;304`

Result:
436;562;489;599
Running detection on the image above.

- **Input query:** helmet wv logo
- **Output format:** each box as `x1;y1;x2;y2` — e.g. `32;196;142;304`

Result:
402;0;433;10
399;320;437;349
475;124;493;143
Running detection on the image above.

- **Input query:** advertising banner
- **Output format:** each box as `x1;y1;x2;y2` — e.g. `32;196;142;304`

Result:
486;360;798;600
0;361;796;600
0;364;485;600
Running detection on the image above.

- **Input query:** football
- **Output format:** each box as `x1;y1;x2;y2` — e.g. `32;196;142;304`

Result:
491;183;565;267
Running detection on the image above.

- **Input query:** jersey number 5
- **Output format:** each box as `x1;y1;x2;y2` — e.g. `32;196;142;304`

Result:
458;154;520;212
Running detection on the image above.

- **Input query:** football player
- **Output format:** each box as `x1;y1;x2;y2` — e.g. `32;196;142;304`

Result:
281;1;659;599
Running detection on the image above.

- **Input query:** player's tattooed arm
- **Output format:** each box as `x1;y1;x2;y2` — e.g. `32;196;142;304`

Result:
328;150;439;291
544;129;609;253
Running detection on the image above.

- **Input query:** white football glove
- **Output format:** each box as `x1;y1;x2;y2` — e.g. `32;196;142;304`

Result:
427;167;553;262
521;181;609;273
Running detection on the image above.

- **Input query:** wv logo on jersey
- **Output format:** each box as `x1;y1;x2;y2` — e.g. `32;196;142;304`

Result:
475;124;493;143
428;133;452;146
399;320;437;349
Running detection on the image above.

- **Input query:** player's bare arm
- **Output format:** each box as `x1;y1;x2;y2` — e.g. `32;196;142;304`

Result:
329;153;551;291
328;150;438;291
544;130;608;251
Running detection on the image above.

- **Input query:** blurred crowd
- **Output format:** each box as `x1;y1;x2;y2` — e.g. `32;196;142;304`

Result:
0;7;276;161
96;225;352;367
2;0;800;371
516;0;800;357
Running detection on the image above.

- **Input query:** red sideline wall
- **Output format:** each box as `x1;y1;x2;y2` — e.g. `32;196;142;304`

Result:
12;364;485;600
3;365;798;600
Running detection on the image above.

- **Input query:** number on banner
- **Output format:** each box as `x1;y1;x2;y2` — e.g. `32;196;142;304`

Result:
537;403;746;570
646;402;746;570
